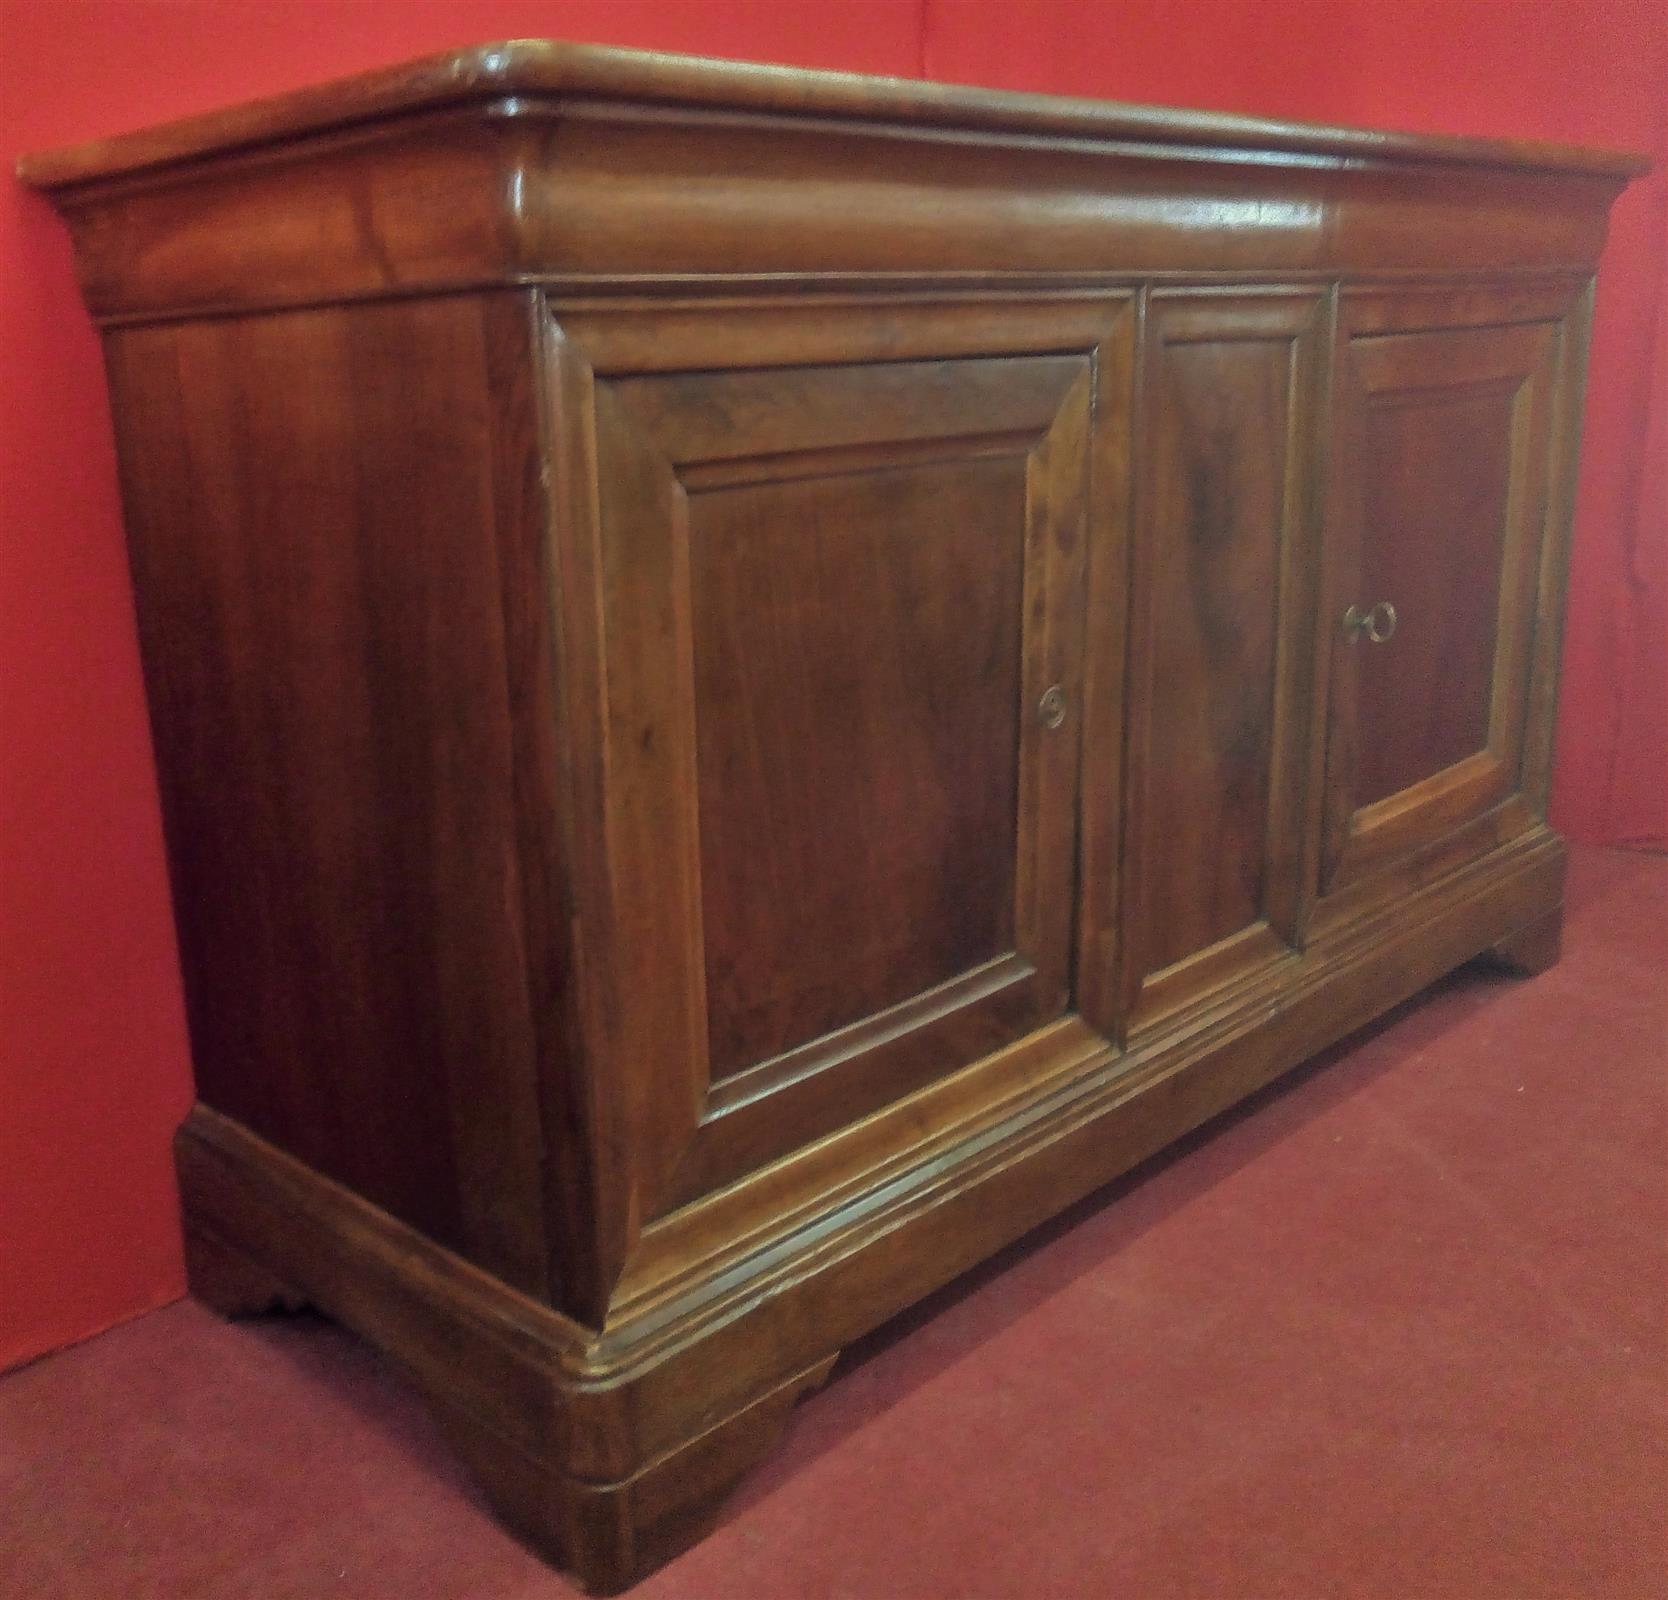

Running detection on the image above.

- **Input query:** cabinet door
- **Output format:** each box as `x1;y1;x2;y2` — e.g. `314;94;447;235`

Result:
1116;290;1326;1035
543;299;1126;1277
1313;291;1561;922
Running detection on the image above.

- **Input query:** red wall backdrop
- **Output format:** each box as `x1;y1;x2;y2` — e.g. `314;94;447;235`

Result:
2;0;1663;1373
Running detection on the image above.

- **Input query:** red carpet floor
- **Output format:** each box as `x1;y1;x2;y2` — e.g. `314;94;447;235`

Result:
3;844;1664;1599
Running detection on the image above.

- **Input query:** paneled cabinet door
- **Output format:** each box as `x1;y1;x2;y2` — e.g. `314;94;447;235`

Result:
1114;289;1326;1037
543;299;1123;1282
1312;288;1566;925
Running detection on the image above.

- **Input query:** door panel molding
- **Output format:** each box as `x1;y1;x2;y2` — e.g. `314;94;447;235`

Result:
539;293;1134;1306
1116;287;1327;1038
1308;289;1567;932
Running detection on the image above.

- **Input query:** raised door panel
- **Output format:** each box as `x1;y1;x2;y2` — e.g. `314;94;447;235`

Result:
1117;290;1325;1035
540;297;1131;1315
690;454;1027;1083
1313;290;1564;924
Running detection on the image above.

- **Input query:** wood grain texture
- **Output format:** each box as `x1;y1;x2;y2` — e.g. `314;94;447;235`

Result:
1483;907;1565;978
689;454;1027;1080
1355;383;1512;807
173;820;1568;1589
104;292;554;1299
16;46;1641;321
182;1226;308;1319
34;130;1627;322
16;39;1646;192
1119;289;1324;1033
1314;292;1563;920
555;334;1093;1235
19;43;1632;1592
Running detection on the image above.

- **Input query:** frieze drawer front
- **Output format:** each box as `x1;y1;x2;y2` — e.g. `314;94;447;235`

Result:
20;40;1642;1592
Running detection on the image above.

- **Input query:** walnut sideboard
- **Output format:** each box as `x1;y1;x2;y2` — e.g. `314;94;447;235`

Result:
20;43;1644;1591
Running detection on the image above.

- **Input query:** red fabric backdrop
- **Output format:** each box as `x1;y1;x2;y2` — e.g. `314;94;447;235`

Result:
2;0;1663;1373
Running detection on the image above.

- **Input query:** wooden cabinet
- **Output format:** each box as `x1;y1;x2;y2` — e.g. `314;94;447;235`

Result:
20;43;1640;1592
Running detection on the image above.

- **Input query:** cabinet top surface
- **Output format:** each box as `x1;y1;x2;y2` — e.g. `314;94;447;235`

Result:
17;37;1649;191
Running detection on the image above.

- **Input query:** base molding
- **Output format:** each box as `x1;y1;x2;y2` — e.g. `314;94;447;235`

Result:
425;1353;835;1593
183;1225;309;1317
1483;905;1565;977
178;1106;836;1593
177;830;1565;1590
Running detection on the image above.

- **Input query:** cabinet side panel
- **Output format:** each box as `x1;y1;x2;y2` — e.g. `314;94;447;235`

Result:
105;294;552;1298
1521;282;1595;819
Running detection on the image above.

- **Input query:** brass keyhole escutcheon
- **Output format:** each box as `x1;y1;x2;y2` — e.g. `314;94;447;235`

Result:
1343;600;1398;644
1037;685;1068;730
